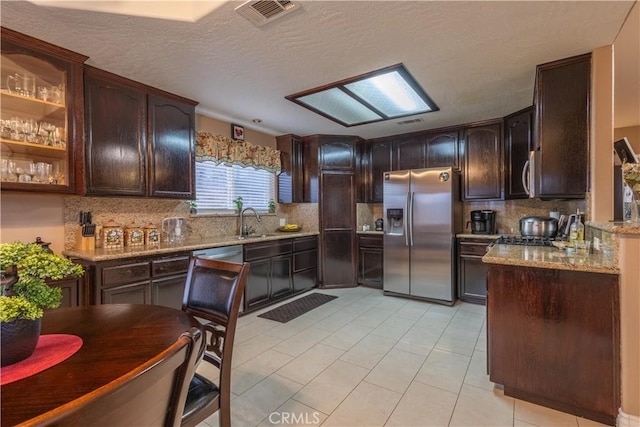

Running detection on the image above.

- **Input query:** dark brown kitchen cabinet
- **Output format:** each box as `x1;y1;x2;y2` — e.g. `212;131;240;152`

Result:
393;135;424;170
46;276;83;309
463;121;503;200
147;95;195;199
317;135;359;288
457;237;491;304
487;264;619;425
243;239;293;312
84;65;196;198
74;252;190;308
358;234;383;288
424;130;460;169
277;134;305;203
292;236;318;293
533;53;590;199
504;106;533;199
0;28;87;194
363;139;392;203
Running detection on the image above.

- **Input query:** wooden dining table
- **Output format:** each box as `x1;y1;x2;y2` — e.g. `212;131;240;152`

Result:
1;304;202;427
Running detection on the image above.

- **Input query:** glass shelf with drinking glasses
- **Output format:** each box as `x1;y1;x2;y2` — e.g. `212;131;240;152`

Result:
1;51;70;189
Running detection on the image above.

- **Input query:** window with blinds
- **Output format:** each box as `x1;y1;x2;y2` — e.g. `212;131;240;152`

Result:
195;161;275;212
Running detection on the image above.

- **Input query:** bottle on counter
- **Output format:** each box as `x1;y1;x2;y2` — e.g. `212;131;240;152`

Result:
569;219;578;244
576;214;585;242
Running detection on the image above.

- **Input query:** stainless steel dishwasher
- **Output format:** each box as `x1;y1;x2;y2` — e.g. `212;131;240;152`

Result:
191;245;245;312
192;245;243;263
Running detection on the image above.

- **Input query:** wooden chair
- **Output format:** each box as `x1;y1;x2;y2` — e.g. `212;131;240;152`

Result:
25;326;203;427
180;258;249;427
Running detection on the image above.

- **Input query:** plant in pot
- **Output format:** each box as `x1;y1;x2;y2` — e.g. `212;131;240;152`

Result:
233;196;243;213
188;200;198;214
0;242;83;366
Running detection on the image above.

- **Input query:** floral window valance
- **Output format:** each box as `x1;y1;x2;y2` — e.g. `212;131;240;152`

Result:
195;132;281;173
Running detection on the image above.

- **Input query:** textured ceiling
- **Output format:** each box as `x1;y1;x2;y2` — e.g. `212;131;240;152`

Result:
1;1;636;139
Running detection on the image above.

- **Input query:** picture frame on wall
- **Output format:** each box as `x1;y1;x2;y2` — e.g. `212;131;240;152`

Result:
231;124;245;141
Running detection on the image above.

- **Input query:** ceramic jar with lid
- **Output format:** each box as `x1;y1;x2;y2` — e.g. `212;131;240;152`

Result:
102;219;123;249
124;222;144;247
144;222;160;246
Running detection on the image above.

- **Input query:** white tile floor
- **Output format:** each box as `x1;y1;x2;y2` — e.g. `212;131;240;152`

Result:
196;287;609;427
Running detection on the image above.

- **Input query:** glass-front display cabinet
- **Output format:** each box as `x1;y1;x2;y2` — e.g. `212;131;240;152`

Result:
1;27;87;193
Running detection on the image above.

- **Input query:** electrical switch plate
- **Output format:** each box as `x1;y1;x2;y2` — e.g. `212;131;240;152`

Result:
279;218;286;227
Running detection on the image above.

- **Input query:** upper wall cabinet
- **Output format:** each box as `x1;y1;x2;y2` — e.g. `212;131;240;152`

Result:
84;66;196;198
463;121;503;200
504;106;533;199
533;53;590;199
424;129;460;169
277;134;304;203
393;135;424;171
0;27;87;194
364;138;392;203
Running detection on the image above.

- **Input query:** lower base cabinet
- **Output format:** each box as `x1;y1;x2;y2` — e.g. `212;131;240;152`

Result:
244;235;318;313
358;234;383;288
457;237;492;304
73;252;190;310
487;264;619;425
46;276;83;308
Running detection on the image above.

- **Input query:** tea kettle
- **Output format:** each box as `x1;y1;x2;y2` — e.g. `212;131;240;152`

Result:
162;217;185;243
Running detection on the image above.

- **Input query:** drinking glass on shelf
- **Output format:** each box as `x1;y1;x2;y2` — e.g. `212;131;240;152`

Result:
50;84;64;104
41;122;56;146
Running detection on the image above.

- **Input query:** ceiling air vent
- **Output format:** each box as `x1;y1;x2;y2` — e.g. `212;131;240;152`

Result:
397;118;424;125
235;0;302;27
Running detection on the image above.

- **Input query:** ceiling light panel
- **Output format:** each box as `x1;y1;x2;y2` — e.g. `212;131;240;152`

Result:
286;64;438;127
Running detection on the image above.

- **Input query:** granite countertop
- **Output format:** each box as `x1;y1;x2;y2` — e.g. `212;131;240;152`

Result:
587;221;640;235
63;231;319;262
483;244;618;274
357;230;384;235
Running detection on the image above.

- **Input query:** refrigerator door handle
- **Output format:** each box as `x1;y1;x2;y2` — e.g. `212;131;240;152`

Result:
409;192;415;247
405;192;411;246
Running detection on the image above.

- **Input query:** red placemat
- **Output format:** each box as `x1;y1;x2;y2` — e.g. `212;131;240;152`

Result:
1;334;83;385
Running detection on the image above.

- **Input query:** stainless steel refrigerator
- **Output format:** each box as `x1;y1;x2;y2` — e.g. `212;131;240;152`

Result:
383;167;462;305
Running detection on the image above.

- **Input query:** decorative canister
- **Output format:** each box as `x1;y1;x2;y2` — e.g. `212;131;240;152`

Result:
102;219;124;249
124;222;144;247
144;222;161;246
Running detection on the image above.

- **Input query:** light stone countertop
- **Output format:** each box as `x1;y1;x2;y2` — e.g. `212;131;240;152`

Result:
63;231;319;262
587;221;640;235
356;230;384;235
483;244;619;274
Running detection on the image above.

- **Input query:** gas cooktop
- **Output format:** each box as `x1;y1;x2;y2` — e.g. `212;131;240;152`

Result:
494;236;556;247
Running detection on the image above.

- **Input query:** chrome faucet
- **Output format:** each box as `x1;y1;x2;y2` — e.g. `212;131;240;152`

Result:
239;207;261;237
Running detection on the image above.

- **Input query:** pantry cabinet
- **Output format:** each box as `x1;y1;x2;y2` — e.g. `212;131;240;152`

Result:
83;65;196;198
0;27;87;194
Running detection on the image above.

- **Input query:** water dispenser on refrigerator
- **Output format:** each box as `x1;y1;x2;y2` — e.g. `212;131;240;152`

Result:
386;208;404;235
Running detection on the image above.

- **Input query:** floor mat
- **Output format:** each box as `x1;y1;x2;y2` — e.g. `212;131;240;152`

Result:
257;293;338;323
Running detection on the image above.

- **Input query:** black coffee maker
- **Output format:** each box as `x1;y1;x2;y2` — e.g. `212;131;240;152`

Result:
470;210;496;234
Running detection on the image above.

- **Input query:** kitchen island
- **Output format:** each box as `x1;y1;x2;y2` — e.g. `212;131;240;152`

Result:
483;242;620;425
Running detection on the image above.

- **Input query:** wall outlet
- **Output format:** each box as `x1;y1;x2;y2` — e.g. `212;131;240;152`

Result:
593;236;600;251
279;218;286;227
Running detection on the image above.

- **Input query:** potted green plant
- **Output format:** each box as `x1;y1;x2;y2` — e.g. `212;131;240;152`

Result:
0;242;83;366
268;198;276;214
233;196;243;213
188;200;198;214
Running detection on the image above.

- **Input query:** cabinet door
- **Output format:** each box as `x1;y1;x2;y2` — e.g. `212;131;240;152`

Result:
147;95;195;199
535;54;590;198
102;281;151;305
359;247;383;288
47;277;81;309
293;269;317;293
319;136;357;170
393;136;424;170
277;134;304;203
425;130;459;168
322;230;356;288
270;254;293;299
457;255;487;304
84;68;147;196
1;28;86;194
151;274;187;310
504;107;533;199
244;258;271;310
366;140;392;203
464;123;503;200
